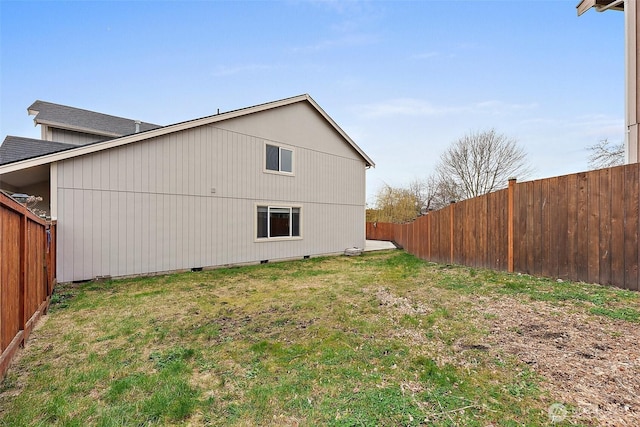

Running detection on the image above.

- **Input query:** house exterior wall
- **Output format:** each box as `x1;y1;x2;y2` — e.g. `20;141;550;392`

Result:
55;102;366;282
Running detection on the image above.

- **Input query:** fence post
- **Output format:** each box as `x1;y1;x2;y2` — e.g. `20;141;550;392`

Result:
508;178;517;272
450;201;455;264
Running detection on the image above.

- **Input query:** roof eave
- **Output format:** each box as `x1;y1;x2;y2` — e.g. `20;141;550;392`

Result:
577;0;624;16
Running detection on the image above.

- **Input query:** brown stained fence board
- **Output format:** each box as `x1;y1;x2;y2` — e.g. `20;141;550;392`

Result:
427;214;432;259
533;180;545;276
411;219;418;258
526;181;536;274
488;192;497;269
556;175;570;279
411;221;418;255
431;212;440;262
547;177;560;278
514;182;528;273
479;196;485;267
438;210;445;263
587;170;601;284
497;189;509;270
453;203;462;265
418;216;427;260
477;196;487;268
494;190;505;270
492;193;499;268
540;179;551;278
499;190;508;269
610;166;626;288
566;174;579;280
430;214;437;261
439;210;447;263
420;219;427;258
576;172;589;282
411;221;420;255
527;181;537;275
439;209;450;264
599;168;612;286
463;199;472;266
468;198;476;266
403;223;409;249
415;217;422;259
475;196;483;268
453;202;463;266
624;165;639;290
458;201;466;266
486;194;496;269
431;212;439;262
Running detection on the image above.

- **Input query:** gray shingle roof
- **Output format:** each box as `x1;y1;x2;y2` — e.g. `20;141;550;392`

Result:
0;136;76;166
28;100;162;137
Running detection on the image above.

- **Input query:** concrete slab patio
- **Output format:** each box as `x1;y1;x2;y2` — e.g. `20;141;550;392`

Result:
364;240;397;252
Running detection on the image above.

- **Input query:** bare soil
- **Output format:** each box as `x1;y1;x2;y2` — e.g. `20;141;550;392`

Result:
481;297;640;426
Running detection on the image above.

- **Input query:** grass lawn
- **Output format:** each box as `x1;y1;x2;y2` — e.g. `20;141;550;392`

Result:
1;250;640;426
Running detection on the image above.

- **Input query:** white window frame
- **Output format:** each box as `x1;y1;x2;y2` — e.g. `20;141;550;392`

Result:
264;141;295;176
255;204;302;241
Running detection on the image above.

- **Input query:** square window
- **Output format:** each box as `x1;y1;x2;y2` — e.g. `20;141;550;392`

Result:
265;143;294;174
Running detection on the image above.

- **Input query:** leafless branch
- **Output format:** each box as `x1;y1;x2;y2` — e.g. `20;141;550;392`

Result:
587;139;624;170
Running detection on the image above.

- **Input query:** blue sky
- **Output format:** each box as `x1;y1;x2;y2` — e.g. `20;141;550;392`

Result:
0;0;625;205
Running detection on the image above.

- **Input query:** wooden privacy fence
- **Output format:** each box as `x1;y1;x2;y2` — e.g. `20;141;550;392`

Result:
0;192;56;378
366;163;640;291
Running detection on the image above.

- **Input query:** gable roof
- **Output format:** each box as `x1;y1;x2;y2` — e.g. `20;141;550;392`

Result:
0;136;76;166
28;100;162;137
1;94;374;173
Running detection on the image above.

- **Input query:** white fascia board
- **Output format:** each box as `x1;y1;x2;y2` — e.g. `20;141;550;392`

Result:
577;0;597;15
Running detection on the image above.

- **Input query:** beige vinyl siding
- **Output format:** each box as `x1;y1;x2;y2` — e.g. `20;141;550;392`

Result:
50;128;107;145
56;104;366;282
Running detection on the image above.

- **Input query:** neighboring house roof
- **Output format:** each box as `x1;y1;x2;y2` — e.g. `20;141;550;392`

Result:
0;136;75;166
28;100;162;138
577;0;623;15
1;94;374;173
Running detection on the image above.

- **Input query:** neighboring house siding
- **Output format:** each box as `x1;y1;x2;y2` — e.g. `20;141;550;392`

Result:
50;128;107;145
55;104;366;282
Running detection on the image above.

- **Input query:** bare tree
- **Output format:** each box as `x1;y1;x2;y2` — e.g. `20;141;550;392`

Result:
587;139;624;169
436;129;532;201
413;175;462;212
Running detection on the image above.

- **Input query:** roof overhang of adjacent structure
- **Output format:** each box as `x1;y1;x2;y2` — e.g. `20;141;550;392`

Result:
577;0;624;16
0;94;374;174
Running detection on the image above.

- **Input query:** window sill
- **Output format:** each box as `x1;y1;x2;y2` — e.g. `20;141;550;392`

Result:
263;169;295;177
255;236;303;243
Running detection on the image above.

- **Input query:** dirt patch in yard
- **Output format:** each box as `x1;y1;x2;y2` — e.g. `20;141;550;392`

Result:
373;286;640;426
480;297;640;426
